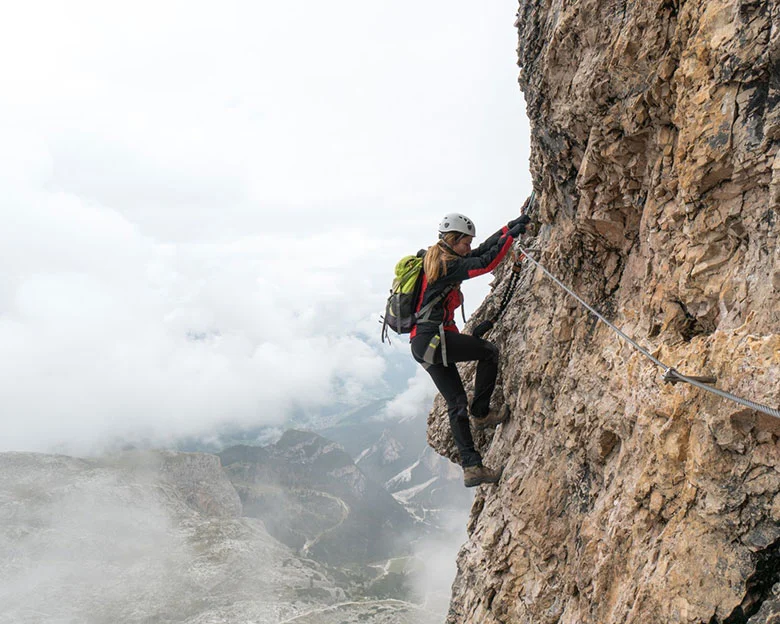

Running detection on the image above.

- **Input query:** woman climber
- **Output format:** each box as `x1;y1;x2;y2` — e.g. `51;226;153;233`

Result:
410;212;529;487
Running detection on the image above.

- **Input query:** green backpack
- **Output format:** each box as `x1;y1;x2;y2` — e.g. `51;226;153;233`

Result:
380;252;453;343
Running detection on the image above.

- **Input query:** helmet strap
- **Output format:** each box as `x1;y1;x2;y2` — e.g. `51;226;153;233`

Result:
438;236;466;258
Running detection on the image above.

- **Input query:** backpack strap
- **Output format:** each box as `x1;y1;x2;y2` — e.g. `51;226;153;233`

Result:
380;312;390;344
415;284;454;325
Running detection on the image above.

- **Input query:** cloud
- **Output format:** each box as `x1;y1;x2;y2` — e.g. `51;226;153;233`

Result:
0;451;318;622
2;0;531;239
380;367;437;423
0;192;392;452
0;0;531;453
409;506;472;614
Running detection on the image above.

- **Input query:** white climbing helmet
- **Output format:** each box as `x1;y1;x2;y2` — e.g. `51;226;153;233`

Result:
438;213;476;238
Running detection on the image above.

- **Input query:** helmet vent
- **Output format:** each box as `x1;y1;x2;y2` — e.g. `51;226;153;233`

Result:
437;212;476;237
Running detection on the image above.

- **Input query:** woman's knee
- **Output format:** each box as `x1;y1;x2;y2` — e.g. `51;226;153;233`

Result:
446;394;469;419
482;340;499;363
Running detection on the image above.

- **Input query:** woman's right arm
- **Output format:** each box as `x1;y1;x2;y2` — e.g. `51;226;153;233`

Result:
468;225;509;258
446;231;515;282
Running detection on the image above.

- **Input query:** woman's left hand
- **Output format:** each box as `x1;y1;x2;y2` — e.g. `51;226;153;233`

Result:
472;320;494;339
507;214;531;231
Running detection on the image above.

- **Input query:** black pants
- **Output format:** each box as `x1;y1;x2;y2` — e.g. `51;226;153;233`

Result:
411;331;500;468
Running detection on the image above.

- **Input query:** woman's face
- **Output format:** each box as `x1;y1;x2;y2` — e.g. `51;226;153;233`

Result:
453;235;473;256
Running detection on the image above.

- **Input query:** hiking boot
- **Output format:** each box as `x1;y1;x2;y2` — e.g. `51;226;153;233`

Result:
463;464;504;488
472;405;510;430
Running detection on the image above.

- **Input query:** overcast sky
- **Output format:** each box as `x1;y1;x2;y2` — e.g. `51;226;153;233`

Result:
0;0;532;454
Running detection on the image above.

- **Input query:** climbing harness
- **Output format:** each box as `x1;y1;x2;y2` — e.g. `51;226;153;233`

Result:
514;240;780;420
421;286;466;369
421;333;442;370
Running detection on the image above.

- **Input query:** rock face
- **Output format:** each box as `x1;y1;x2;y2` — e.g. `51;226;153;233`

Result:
428;1;780;623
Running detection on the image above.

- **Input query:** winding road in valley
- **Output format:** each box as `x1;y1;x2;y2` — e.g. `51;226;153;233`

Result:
277;599;441;624
298;489;349;557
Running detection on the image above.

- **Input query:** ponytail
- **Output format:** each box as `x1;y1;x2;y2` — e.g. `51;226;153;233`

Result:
424;232;463;282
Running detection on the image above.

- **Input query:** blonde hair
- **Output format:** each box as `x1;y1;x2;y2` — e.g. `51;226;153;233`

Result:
424;232;463;282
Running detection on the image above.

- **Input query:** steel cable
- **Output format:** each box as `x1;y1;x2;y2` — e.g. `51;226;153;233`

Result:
514;242;780;420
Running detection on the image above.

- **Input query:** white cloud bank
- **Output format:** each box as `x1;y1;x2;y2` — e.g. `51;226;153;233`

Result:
0;0;530;453
0;188;390;451
381;367;437;423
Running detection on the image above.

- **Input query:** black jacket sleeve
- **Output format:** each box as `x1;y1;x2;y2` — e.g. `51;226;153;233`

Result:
440;230;515;284
468;225;509;258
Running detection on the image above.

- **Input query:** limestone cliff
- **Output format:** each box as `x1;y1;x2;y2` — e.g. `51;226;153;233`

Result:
428;1;780;622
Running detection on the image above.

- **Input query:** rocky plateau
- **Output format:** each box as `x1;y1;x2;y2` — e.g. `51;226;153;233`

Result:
0;446;441;624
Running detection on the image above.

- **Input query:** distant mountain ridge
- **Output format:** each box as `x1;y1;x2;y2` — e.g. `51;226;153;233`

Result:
219;429;416;566
321;410;473;525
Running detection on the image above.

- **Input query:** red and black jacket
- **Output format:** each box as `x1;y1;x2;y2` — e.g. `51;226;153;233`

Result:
410;225;515;339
